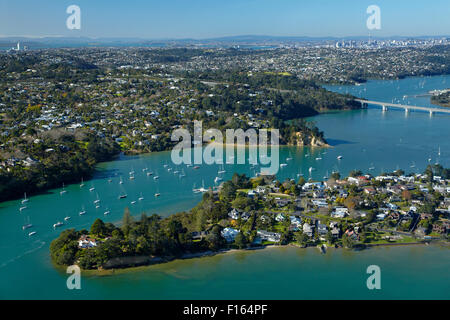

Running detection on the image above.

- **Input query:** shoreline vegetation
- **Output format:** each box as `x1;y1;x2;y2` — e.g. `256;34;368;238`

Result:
61;241;449;278
50;166;450;273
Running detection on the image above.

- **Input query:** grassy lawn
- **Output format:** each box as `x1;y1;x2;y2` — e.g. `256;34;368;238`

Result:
261;241;277;245
365;231;418;244
272;223;287;233
268;193;292;198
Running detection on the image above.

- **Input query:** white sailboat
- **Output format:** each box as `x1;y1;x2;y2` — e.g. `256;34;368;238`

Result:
196;180;208;193
53;222;64;228
21;192;29;204
435;146;441;165
22;216;33;231
218;164;226;174
286;151;293;161
60;183;67;195
93;193;101;205
80;178;85;188
193;183;200;193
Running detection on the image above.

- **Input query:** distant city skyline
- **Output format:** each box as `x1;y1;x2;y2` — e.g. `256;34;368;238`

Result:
1;0;449;39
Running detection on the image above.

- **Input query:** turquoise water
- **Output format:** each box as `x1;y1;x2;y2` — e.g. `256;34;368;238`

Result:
1;75;450;299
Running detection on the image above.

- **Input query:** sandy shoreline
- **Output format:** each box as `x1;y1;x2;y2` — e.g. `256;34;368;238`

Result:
76;240;448;277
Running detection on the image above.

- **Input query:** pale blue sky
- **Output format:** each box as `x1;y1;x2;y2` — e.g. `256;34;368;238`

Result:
0;0;449;38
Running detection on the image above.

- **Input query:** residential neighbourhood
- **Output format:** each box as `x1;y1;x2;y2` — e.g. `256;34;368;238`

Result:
201;167;450;249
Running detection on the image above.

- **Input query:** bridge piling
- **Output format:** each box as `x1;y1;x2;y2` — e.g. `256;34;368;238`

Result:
355;99;450;116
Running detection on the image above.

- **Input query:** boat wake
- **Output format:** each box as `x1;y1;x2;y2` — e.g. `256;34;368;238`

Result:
0;240;46;269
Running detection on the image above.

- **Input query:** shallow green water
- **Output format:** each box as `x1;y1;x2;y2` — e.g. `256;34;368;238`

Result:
1;75;449;299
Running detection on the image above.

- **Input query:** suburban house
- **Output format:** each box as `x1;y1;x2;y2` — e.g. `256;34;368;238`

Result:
257;230;281;242
191;231;209;240
221;227;240;243
78;235;98;249
332;207;349;218
303;223;314;237
228;208;240;220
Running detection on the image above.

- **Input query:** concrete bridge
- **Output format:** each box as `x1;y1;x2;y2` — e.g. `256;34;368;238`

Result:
356;99;450;116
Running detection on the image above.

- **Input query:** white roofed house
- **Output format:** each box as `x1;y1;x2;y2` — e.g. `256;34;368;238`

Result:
303;223;314;237
290;216;302;228
228;208;240;220
221;227;240;243
255;186;267;194
78;235;98;249
22;156;39;167
317;223;328;240
331;227;340;238
312;199;328;208
332;207;349;218
257;230;281;243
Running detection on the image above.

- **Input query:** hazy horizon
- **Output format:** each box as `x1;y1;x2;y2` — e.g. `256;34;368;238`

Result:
1;0;449;39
